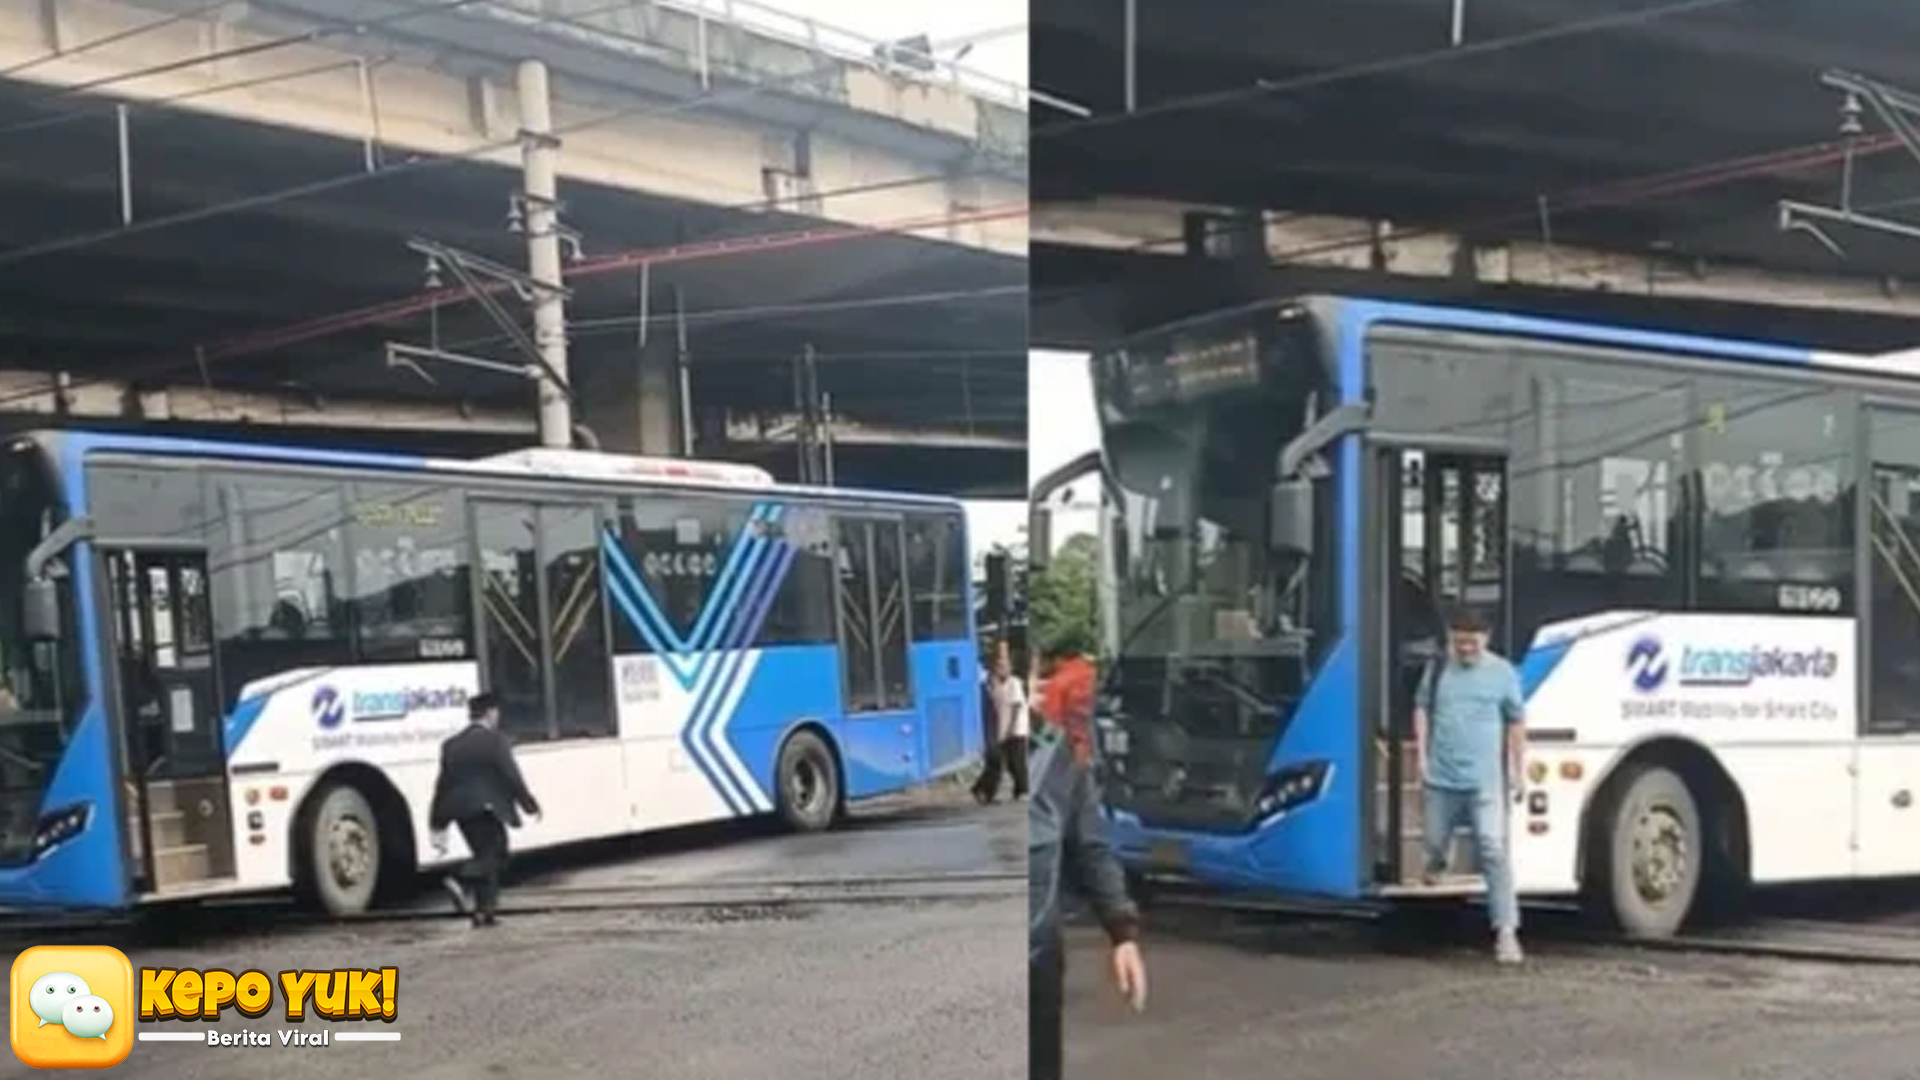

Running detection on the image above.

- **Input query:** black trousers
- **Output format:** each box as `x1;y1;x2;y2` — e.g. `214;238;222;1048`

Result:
454;813;509;918
1030;940;1065;1080
974;737;1031;801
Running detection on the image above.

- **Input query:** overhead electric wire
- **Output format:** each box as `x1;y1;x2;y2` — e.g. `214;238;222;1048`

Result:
0;1;232;79
11;0;491;109
0;57;375;139
0;200;1026;409
0;12;1026;272
1033;0;1758;141
1036;131;1892;287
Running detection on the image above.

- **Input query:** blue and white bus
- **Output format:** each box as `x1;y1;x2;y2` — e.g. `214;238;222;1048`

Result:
1030;295;1920;937
0;431;981;914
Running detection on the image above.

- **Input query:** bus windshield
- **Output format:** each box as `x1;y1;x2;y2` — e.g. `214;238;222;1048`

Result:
0;441;80;866
1091;310;1336;831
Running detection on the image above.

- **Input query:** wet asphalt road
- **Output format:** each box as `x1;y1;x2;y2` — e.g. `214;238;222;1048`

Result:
1061;908;1920;1080
4;791;1025;1080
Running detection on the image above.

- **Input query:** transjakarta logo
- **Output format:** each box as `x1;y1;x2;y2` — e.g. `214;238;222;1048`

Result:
310;687;346;730
309;685;468;725
1625;636;1838;692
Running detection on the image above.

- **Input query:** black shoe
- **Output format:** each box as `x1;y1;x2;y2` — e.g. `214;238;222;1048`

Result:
474;912;498;927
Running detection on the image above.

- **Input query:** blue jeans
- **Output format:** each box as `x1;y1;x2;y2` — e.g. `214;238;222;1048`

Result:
1423;785;1519;932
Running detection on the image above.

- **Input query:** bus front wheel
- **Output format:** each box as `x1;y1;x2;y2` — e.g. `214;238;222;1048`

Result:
775;730;840;833
299;783;383;917
1588;763;1702;939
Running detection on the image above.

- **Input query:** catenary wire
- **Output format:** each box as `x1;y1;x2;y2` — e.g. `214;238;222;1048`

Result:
0;0;233;79
0;202;1025;409
0;24;1026;272
1032;0;1758;141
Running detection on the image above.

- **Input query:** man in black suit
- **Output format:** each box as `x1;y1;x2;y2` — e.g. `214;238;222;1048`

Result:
429;692;541;926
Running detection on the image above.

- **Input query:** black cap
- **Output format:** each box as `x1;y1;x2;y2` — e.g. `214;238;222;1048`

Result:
468;693;497;720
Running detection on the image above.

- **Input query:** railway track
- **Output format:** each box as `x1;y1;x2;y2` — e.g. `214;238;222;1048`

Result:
1140;886;1920;967
0;870;1026;941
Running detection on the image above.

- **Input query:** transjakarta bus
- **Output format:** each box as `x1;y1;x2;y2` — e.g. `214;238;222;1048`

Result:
0;432;980;914
1029;295;1920;938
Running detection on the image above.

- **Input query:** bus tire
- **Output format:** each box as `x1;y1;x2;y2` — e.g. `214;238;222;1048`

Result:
299;783;383;917
775;729;840;834
1589;763;1702;939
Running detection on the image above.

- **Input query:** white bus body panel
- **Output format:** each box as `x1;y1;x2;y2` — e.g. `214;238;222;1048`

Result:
221;652;772;891
1508;612;1863;895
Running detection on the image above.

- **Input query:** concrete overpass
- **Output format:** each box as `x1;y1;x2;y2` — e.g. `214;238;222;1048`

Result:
1032;0;1920;355
0;0;1028;496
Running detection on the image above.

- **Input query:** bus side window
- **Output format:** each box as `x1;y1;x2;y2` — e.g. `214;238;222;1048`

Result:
905;512;969;642
210;476;353;707
344;483;473;662
760;507;835;647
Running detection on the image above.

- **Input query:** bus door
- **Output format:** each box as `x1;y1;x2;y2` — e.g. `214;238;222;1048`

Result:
833;515;920;785
101;548;237;895
1370;446;1511;887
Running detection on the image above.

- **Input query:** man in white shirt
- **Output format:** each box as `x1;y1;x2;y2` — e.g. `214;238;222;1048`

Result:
972;640;1030;802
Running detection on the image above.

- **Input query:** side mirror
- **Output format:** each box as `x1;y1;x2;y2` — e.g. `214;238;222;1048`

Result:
1270;479;1315;557
1027;506;1052;572
22;577;60;642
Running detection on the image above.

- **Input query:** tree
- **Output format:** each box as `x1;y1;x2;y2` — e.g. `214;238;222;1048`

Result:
1028;532;1100;659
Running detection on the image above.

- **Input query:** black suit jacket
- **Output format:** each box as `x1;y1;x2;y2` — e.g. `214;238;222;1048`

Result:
428;723;540;831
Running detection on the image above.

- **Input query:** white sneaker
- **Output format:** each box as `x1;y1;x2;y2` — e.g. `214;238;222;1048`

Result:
441;876;473;916
1494;928;1524;965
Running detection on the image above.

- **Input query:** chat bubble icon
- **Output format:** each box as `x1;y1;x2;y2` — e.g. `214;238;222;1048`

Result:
63;996;114;1040
28;971;90;1027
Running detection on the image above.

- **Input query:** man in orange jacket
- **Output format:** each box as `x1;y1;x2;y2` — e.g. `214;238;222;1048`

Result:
1029;650;1146;1080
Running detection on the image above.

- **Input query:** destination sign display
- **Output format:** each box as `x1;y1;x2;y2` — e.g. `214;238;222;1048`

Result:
1110;333;1265;409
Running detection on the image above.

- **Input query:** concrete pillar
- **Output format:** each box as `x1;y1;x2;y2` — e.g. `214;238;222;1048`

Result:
577;324;684;457
636;334;680;456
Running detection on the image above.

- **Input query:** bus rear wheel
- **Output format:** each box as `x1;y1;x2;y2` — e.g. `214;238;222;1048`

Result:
299;783;383;917
776;730;840;833
1588;763;1702;939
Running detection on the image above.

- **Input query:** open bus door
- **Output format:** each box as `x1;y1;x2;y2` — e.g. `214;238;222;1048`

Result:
1028;451;1118;750
100;548;237;896
1370;444;1511;889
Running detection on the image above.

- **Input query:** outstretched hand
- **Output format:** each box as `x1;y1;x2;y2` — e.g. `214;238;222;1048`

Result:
1111;941;1147;1012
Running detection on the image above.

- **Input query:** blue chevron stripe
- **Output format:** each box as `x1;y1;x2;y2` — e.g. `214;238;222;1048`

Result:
691;541;794;811
683;542;785;811
601;515;777;690
619;505;769;656
601;501;796;815
694;544;795;810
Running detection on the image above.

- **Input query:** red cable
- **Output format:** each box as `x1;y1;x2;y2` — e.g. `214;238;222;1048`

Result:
166;202;1025;372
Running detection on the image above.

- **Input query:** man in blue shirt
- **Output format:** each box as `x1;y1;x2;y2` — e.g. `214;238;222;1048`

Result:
1413;606;1526;964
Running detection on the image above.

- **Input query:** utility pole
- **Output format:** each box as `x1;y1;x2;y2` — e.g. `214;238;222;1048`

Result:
518;59;571;449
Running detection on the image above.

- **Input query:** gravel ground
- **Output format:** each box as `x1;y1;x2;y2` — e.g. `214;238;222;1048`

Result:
6;795;1024;1079
1061;914;1920;1080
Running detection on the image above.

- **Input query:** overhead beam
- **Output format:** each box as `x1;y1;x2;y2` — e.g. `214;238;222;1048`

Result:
0;370;532;434
1032;199;1920;319
723;410;1023;450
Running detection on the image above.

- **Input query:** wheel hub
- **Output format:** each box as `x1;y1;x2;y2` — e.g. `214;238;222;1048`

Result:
327;816;373;888
791;760;820;813
1630;804;1688;904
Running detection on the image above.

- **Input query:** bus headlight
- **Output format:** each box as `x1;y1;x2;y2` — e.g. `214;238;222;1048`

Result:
1252;760;1332;822
32;801;92;857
